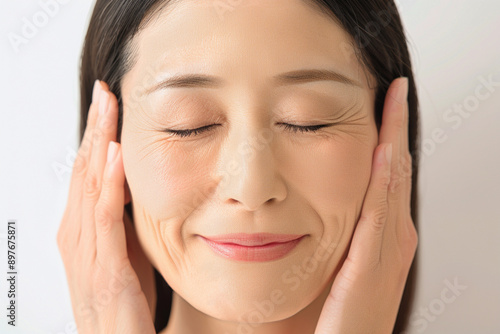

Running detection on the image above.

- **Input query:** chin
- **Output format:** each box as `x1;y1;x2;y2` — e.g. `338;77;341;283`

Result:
175;273;329;324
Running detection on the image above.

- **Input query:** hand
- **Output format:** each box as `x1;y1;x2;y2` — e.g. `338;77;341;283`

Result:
314;78;418;334
57;80;156;333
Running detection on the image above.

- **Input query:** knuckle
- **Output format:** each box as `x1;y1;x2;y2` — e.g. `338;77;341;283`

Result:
101;177;115;192
404;151;413;165
400;221;418;263
56;215;70;246
84;171;101;198
79;135;92;155
56;229;66;250
56;230;72;259
92;127;104;144
361;208;387;233
78;135;93;154
73;151;89;177
379;171;391;189
371;213;386;231
406;221;419;246
94;203;114;235
389;172;403;193
400;154;413;179
56;223;66;242
101;117;115;133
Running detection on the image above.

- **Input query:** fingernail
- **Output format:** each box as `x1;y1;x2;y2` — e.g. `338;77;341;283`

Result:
385;143;393;165
99;91;110;116
396;77;409;105
92;79;101;103
107;141;118;163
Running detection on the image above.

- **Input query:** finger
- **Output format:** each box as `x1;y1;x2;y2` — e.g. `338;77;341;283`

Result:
401;96;413;214
396;88;414;240
95;141;128;270
67;80;101;201
401;84;409;162
378;78;408;239
379;77;407;193
350;143;392;265
89;83;119;188
391;79;413;239
81;83;119;245
64;80;101;244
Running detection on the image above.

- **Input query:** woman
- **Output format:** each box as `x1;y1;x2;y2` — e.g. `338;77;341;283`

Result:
57;0;420;333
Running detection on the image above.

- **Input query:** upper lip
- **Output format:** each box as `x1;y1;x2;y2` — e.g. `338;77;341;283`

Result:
199;233;305;246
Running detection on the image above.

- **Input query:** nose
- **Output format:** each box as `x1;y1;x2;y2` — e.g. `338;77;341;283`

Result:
215;125;287;211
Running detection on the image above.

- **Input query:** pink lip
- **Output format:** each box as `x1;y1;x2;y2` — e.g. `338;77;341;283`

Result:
198;233;305;262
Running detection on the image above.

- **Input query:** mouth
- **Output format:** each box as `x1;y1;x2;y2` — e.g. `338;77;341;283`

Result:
197;233;306;262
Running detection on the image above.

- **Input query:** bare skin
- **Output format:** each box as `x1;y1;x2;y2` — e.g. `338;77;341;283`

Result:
57;1;417;333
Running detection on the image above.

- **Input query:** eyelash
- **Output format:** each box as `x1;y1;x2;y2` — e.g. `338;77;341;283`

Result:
277;123;330;133
165;124;218;138
164;123;331;138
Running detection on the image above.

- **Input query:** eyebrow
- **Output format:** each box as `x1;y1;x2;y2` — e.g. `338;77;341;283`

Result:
144;68;361;95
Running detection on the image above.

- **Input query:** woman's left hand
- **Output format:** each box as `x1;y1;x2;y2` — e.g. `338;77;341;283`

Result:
314;77;418;334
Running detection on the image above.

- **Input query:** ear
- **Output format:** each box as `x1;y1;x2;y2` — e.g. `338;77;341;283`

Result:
124;177;132;205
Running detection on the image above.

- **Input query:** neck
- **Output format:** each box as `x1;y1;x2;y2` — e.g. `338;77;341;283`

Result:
160;278;333;334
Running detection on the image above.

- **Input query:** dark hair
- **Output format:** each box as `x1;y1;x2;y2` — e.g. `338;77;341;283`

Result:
79;1;419;332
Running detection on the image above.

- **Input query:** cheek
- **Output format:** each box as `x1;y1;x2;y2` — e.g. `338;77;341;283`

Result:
276;128;377;218
123;124;377;220
122;130;219;218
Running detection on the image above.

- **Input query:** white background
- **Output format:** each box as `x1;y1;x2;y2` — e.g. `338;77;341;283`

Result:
0;0;499;333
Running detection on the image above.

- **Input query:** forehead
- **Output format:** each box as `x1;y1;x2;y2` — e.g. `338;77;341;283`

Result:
124;0;367;92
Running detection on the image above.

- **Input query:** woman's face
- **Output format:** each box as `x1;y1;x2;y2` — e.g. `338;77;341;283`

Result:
121;0;377;322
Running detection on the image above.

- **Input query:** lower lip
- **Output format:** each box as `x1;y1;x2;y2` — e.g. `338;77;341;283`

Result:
199;236;304;262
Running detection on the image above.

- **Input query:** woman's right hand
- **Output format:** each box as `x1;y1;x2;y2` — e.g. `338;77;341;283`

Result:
56;80;156;333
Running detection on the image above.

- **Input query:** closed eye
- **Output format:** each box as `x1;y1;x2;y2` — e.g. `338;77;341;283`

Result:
277;122;333;133
163;122;333;138
162;124;221;138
